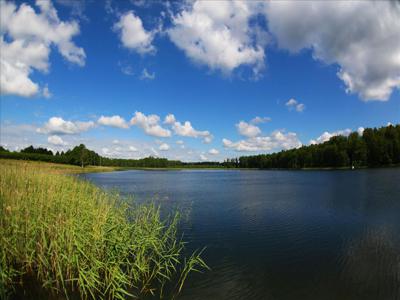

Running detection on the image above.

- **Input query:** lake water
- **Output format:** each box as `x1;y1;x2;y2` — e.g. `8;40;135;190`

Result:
82;168;400;300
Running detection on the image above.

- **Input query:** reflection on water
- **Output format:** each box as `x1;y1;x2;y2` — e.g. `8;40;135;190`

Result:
82;168;400;300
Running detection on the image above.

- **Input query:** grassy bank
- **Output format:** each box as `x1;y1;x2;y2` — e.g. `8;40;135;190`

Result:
0;159;123;174
0;160;207;299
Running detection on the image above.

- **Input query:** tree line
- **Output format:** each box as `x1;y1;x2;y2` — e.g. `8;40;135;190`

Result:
223;124;400;169
0;124;399;169
0;144;220;168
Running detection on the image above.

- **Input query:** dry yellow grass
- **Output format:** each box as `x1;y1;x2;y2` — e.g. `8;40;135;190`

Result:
0;158;120;174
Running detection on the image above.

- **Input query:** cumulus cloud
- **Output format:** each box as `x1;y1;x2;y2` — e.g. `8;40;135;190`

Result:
223;130;301;152
37;117;95;135
47;135;67;146
130;111;171;137
172;121;210;138
168;1;266;77
310;127;366;145
159;143;170;151
236;121;261;138
309;128;352;145
114;11;155;54
164;114;176;125
265;1;400;101
208;148;219;155
97;115;129;129
0;0;85;97
251;116;271;124
285;98;305;112
166;113;213;143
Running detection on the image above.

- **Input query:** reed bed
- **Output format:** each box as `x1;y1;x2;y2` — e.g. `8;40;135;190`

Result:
0;160;207;299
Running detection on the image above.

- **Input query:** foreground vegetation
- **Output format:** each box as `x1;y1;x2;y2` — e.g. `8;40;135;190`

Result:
0;160;207;299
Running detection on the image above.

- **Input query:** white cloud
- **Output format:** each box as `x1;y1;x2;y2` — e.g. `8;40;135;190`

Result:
98;115;129;129
37;117;95;135
236;121;261;138
176;140;184;145
150;147;159;156
140;68;155;80
119;62;134;75
0;0;85;97
164;114;176;124
251;116;271;124
159;143;170;151
203;135;213;144
102;147;112;156
129;145;138;152
112;139;119;144
208;148;219;155
172;121;210;138
285;98;305;112
309;128;352;145
42;84;52;98
266;1;400;101
1;124;212;162
295;103;305;112
223;130;301;152
47;135;67;146
168;1;266;77
0;122;42;151
357;127;365;136
167;114;213;143
130;111;171;137
200;154;208;161
285;98;297;107
114;11;155;54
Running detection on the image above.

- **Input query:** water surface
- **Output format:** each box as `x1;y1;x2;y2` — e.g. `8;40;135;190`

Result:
82;169;400;300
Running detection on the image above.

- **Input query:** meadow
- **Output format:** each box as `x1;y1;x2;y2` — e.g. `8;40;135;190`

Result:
0;159;207;299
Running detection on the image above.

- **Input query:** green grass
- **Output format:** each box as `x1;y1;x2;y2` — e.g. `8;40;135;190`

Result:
0;159;208;299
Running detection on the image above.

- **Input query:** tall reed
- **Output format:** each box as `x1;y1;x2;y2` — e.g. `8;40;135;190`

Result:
0;160;207;299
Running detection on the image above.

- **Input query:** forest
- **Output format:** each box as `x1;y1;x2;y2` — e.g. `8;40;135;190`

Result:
1;124;399;169
223;124;400;169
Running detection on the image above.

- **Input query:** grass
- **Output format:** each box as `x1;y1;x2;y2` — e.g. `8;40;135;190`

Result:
0;159;123;174
0;159;208;299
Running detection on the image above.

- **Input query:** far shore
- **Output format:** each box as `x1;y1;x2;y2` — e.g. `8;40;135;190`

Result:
1;158;399;174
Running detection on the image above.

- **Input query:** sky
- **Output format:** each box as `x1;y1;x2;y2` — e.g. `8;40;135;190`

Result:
1;0;399;162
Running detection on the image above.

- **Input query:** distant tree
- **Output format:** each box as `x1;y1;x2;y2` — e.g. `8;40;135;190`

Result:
233;124;399;169
21;145;53;155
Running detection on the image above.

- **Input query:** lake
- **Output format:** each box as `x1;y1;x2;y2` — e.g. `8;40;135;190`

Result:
81;168;400;300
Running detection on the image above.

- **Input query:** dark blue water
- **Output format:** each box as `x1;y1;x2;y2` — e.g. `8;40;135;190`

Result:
82;169;400;300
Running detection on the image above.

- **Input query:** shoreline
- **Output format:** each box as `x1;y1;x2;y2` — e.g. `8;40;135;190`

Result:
1;158;399;173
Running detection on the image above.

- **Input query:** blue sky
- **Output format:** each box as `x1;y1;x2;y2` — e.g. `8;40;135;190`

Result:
1;0;399;161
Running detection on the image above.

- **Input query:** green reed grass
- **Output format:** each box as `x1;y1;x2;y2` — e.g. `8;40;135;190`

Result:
0;160;208;299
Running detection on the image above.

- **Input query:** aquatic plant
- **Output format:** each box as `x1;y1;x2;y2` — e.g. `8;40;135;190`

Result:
0;160;207;299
